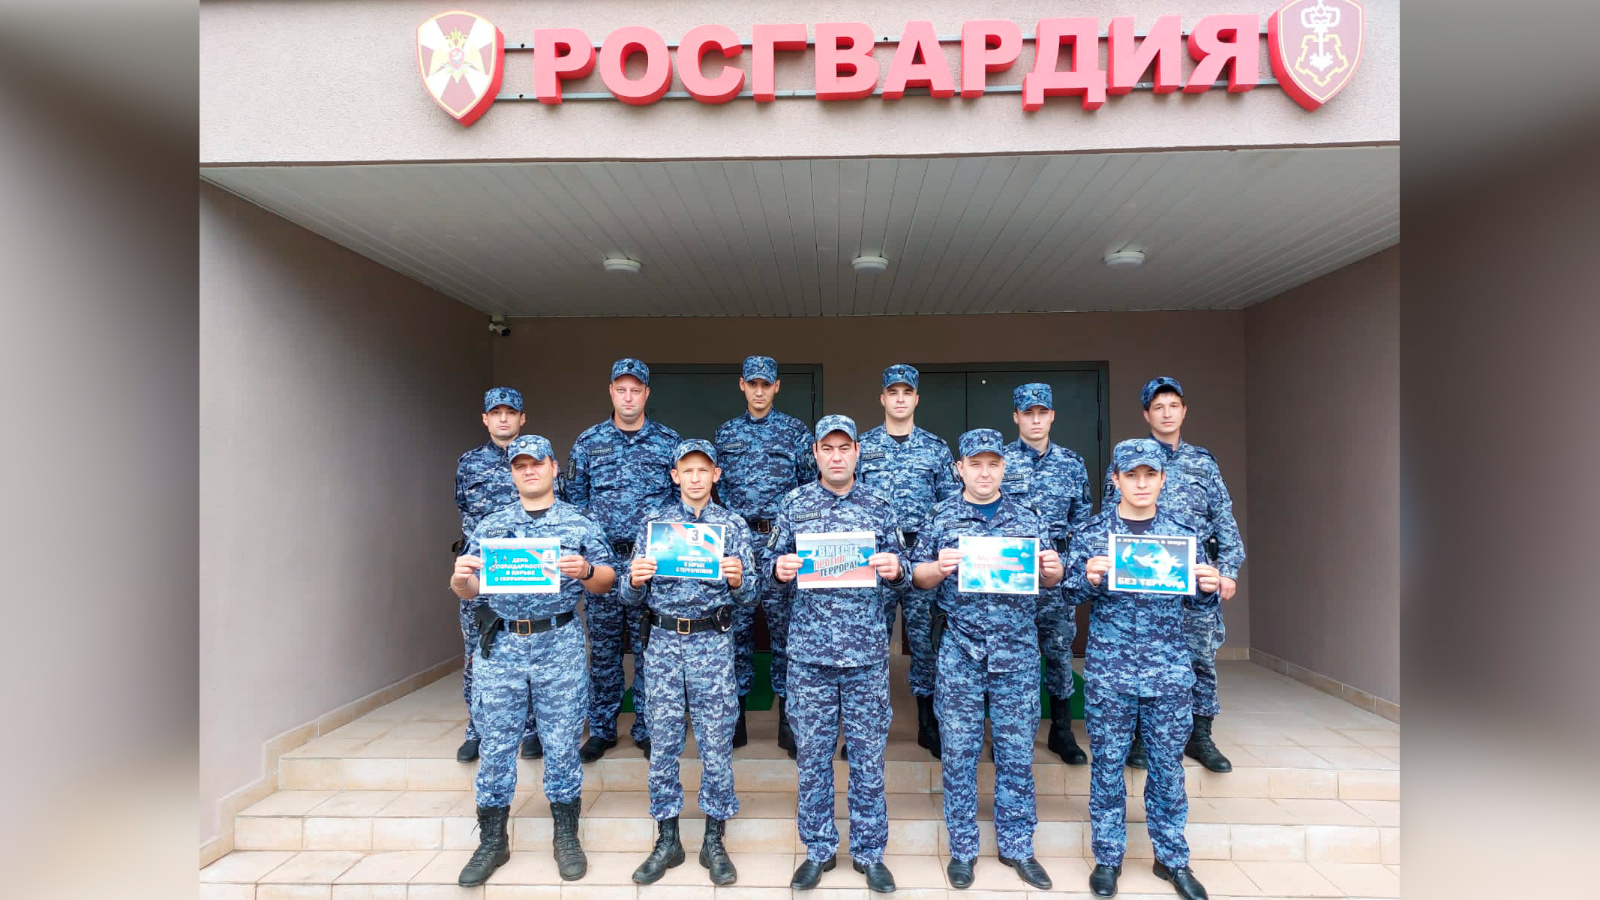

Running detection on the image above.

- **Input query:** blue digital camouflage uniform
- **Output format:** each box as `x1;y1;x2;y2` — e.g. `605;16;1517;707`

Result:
619;453;758;821
1068;439;1221;868
465;436;615;809
914;428;1050;863
1102;378;1245;717
454;387;535;744
562;362;683;745
858;366;960;698
1002;383;1095;704
714;356;817;700
765;415;910;865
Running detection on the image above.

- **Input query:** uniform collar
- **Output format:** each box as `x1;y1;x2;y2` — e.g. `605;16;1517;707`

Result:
1148;432;1185;456
1006;437;1054;461
676;496;720;520
741;409;774;425
511;498;562;523
608;416;659;442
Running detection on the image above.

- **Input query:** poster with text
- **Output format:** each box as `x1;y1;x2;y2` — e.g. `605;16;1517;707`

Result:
957;536;1039;594
479;537;561;594
796;531;877;589
1108;533;1196;595
646;521;725;580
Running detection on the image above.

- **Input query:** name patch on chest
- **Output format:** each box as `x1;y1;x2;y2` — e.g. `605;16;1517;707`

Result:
860;450;886;462
792;510;823;523
590;446;615;457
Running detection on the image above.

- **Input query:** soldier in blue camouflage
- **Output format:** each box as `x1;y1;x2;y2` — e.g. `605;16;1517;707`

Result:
1103;377;1245;773
452;387;538;764
620;440;758;887
857;363;960;759
1066;438;1222;900
562;358;683;762
449;434;618;887
767;415;910;894
1003;382;1094;766
912;428;1062;891
713;355;817;753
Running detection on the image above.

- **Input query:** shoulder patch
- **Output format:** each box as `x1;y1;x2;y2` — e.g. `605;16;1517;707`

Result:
765;529;780;549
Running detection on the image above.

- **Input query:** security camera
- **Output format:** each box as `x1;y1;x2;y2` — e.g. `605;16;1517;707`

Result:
488;315;511;337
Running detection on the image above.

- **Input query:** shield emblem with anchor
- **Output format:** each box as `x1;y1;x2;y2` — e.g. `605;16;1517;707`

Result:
417;10;505;125
1268;0;1365;111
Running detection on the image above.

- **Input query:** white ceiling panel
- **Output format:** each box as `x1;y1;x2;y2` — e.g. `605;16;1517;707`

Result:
201;146;1398;317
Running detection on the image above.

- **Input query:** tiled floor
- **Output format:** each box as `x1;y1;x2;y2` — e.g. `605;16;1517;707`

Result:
205;661;1399;898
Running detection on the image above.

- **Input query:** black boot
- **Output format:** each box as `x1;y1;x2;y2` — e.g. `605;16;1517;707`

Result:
578;735;616;763
777;696;797;758
1126;733;1148;769
631;816;684;884
1046;695;1087;764
791;855;835;889
549;798;587;880
456;736;480;763
1184;714;1232;773
1153;860;1210;900
946;857;974;889
732;706;749;749
636;736;652;758
1089;863;1121;897
519;734;543;759
1000;855;1052;889
456;805;509;886
915;694;942;759
700;817;738;885
852;859;897;893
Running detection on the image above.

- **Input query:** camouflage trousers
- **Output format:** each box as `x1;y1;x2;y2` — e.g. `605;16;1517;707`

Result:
1035;587;1079;702
469;617;589;808
643;627;740;821
787;658;891;864
733;577;792;698
1185;606;1226;716
1084;681;1191;868
885;585;936;697
584;586;649;744
935;641;1040;861
459;599;536;742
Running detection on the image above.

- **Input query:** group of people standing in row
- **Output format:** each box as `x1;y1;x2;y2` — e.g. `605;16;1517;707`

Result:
447;355;1245;899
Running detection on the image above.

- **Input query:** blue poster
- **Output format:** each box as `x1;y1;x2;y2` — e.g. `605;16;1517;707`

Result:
479;537;561;594
957;535;1039;594
646;521;725;580
1108;533;1196;595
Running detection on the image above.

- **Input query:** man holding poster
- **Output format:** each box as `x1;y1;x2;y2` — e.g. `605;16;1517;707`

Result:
912;428;1062;892
1066;438;1221;900
619;439;757;888
767;415;909;894
449;435;618;887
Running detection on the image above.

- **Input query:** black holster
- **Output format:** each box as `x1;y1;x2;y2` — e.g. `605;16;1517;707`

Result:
474;604;504;658
635;607;653;652
1053;537;1069;554
1205;535;1220;564
930;603;948;655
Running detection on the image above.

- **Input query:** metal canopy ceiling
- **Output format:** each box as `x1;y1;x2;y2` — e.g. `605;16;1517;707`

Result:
201;146;1397;317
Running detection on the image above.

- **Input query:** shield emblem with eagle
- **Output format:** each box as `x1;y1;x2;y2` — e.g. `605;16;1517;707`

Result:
417;10;505;126
1268;0;1365;111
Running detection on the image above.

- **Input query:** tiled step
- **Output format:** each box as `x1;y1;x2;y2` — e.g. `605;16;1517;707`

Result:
235;787;1397;866
202;847;1402;899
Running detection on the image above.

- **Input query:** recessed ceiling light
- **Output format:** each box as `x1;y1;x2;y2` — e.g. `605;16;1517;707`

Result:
851;255;889;275
603;257;642;274
1103;249;1146;270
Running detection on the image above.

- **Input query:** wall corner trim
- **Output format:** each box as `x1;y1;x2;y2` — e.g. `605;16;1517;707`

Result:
1250;648;1399;722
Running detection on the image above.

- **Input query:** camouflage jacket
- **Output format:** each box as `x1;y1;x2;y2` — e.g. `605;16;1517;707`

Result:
1001;438;1094;545
466;500;616;621
618;498;759;618
856;424;960;537
1103;436;1245;578
455;440;517;542
1064;506;1220;696
713;409;817;523
562;417;682;544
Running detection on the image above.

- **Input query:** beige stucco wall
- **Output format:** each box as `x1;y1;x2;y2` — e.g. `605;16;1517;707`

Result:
200;0;1398;164
491;310;1252;645
1243;245;1397;702
199;183;492;842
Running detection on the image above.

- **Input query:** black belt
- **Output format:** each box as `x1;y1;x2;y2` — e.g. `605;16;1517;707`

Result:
499;611;576;636
612;539;635;557
746;516;772;534
648;607;733;635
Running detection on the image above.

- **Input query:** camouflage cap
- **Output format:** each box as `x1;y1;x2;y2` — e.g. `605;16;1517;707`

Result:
814;414;858;442
484;387;524;413
1113;438;1166;473
673;438;718;466
958;428;1006;459
1140;376;1183;409
741;355;779;383
610;357;651;384
882;364;919;390
1013;382;1053;412
508;434;555;462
